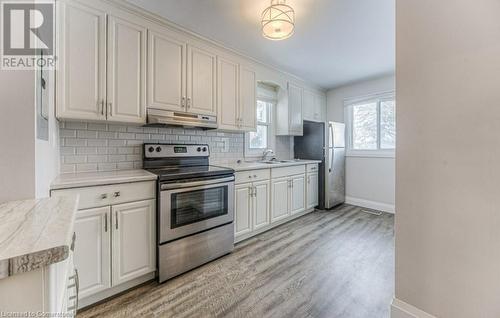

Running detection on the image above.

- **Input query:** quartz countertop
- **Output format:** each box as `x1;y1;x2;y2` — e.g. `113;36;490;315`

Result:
51;169;158;190
220;159;322;172
0;196;79;279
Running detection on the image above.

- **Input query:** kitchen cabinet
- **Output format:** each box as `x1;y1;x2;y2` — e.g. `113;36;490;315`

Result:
234;179;270;240
73;206;111;299
51;181;156;308
290;174;306;215
57;1;146;123
217;57;257;131
235;183;253;237
276;82;303;136
306;171;319;209
112;200;156;286
271;177;290;222
147;24;217;116
303;89;326;122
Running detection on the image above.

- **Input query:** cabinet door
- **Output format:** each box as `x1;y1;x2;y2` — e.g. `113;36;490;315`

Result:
314;94;326;122
217;57;239;130
288;83;303;135
239;66;257;131
235;183;253;237
307;172;319;209
56;1;106;121
112;200;156;286
271;177;290;223
187;45;217;115
73;206;111;299
147;28;186;112
290;174;306;215
106;14;146;124
302;89;315;121
253;180;270;230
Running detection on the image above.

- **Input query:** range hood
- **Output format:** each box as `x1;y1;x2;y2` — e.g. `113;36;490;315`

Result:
146;108;218;130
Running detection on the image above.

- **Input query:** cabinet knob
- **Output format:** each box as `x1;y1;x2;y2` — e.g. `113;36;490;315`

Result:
101;193;108;199
114;191;121;197
253;175;257;178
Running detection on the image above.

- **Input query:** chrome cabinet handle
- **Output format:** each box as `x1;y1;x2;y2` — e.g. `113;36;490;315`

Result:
253;175;257;178
108;102;112;116
104;213;108;232
101;193;108;200
187;97;191;108
74;268;79;312
181;96;186;107
115;211;118;230
113;191;121;197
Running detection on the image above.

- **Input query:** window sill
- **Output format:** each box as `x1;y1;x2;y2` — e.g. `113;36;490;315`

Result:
346;150;395;159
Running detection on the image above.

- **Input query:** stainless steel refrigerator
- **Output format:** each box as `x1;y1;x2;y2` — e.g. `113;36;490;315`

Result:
294;121;345;209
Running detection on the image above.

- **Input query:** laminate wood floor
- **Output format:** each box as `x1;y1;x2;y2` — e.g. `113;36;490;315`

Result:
78;205;394;318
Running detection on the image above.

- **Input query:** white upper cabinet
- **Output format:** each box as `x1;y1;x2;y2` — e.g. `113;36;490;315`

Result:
303;89;326;122
107;14;147;123
57;2;146;123
147;28;186;112
217;57;239;130
187;45;217;115
56;1;106;121
217;57;257;131
276;82;303;136
239;65;257;131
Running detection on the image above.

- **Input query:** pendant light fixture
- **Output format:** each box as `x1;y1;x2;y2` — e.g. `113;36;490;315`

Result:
261;0;295;40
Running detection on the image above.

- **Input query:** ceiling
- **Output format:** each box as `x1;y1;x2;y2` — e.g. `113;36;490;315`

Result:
126;0;395;89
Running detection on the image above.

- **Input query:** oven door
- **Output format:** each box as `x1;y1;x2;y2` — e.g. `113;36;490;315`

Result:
159;176;234;243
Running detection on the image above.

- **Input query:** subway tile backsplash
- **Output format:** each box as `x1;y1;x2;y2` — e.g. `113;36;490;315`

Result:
59;122;246;173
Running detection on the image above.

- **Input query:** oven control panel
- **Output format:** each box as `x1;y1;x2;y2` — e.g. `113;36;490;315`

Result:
144;144;209;158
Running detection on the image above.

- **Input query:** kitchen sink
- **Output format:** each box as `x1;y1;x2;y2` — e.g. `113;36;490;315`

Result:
259;160;297;164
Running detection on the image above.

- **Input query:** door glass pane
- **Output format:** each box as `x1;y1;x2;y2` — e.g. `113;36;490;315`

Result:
380;100;396;149
248;125;268;149
256;100;268;123
352;102;377;149
171;186;228;228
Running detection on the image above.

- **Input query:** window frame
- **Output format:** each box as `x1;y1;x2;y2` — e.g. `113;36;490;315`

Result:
345;92;395;158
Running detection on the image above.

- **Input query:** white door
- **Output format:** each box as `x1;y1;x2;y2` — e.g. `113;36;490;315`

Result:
187;45;217;115
235;183;253;237
56;1;106;121
112;200;156;286
217;57;239;130
253;180;270;230
73;206;111;299
239;66;257;131
271;177;290;223
307;172;319;209
288;83;303;135
106;14;146;123
147;28;186;112
290;174;306;215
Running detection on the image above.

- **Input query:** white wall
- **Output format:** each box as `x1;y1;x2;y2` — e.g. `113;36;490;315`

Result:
395;0;500;317
327;75;395;212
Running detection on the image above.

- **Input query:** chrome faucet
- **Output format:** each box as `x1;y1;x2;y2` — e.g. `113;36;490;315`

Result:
261;149;275;161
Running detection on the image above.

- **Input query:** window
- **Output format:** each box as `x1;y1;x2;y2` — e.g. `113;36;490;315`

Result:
245;84;276;157
347;93;395;156
247;100;272;153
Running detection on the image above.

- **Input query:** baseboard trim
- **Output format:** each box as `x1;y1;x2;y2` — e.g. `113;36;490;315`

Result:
345;196;395;213
391;298;436;318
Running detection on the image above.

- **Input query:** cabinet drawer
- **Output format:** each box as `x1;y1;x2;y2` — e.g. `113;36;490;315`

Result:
307;164;319;173
52;181;155;210
272;165;305;179
235;169;270;184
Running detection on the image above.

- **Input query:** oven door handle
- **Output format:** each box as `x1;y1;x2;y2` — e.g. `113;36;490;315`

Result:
160;176;235;190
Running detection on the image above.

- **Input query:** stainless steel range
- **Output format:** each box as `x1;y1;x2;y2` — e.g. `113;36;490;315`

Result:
143;143;235;283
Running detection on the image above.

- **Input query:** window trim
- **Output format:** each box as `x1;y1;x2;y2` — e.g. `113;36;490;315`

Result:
345;91;395;158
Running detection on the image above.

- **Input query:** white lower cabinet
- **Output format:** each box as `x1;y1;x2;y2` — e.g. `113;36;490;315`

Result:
290;174;306;215
73;206;111;299
51;181;156;308
271;177;290;222
112;200;156;286
234;179;270;240
307;172;319;209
